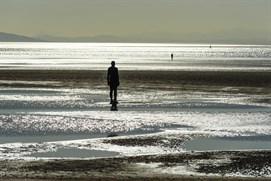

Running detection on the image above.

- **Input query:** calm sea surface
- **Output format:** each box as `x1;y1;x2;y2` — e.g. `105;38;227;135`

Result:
1;42;271;71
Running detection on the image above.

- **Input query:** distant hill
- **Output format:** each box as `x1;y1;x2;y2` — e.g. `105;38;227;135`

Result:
1;31;270;44
36;34;191;43
35;32;271;45
0;32;45;42
36;34;126;43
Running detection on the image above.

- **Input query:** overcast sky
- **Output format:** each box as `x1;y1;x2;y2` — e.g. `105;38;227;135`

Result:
1;0;270;43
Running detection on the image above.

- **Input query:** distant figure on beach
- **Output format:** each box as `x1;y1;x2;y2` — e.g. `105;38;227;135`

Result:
171;53;173;60
107;61;120;104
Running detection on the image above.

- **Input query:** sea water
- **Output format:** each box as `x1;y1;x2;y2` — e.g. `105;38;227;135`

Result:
0;43;270;158
1;42;271;71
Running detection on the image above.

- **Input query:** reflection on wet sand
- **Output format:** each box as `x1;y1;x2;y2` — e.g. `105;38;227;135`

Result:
0;69;270;179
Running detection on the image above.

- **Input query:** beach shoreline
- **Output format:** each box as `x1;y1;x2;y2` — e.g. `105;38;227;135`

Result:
0;69;270;180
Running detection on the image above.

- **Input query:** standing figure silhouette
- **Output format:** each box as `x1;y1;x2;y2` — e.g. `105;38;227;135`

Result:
107;61;120;104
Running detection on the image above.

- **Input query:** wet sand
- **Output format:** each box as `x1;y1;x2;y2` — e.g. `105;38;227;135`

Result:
0;69;270;93
0;69;270;180
0;151;270;180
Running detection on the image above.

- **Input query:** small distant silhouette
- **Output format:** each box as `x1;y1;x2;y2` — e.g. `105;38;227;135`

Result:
107;61;120;104
171;53;173;60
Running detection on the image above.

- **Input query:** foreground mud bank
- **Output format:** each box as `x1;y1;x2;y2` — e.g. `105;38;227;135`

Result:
0;151;270;180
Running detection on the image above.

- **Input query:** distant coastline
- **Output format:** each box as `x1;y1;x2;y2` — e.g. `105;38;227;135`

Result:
0;32;45;42
1;32;270;45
